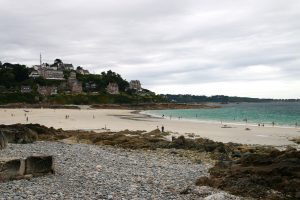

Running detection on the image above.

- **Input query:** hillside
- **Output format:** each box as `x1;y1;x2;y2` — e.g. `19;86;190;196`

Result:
0;60;166;105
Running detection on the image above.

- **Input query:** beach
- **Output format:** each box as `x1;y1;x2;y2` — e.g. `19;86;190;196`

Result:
0;108;299;147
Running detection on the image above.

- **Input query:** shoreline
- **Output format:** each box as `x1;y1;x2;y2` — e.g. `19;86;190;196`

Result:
0;108;299;147
0;103;221;110
141;110;299;129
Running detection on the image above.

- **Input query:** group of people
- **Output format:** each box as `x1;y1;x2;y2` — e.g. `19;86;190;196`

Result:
161;114;183;120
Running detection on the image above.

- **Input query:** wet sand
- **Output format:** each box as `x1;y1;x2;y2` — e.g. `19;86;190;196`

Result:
0;108;299;147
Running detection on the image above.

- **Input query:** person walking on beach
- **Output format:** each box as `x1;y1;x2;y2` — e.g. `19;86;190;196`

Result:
272;121;275;127
295;122;298;128
161;125;164;132
26;116;28;122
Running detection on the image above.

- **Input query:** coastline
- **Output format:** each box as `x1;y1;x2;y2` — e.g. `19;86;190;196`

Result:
0;108;299;147
142;110;299;129
0;103;220;110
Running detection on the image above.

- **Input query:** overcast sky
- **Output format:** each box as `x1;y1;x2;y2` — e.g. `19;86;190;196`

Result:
0;0;299;98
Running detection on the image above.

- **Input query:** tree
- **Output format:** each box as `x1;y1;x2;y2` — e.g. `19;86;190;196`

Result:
76;66;83;70
54;59;63;66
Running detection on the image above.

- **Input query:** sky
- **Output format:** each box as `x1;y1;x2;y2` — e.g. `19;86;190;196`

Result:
0;0;299;99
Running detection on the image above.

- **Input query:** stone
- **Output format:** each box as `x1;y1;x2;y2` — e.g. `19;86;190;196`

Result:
0;158;25;181
25;154;54;176
96;165;102;171
0;131;8;149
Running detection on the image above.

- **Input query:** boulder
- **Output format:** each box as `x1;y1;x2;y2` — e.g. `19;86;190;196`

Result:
25;154;54;176
0;158;25;181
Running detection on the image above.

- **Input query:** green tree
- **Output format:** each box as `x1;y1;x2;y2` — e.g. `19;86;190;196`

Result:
54;59;63;66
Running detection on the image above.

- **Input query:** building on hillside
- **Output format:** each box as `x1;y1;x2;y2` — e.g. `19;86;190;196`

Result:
68;71;78;86
106;82;119;94
68;71;77;81
38;69;64;80
129;80;142;91
69;81;82;94
37;85;57;96
20;86;32;93
64;64;74;70
77;68;90;75
57;63;74;71
29;70;40;78
67;71;82;94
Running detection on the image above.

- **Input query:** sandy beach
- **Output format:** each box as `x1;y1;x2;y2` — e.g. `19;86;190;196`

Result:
0;108;299;147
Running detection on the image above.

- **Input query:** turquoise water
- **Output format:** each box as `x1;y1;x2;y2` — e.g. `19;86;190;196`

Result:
145;102;300;127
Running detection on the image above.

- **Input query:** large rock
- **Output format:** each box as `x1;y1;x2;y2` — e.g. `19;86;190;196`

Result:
0;155;54;182
25;154;54;176
0;131;8;149
0;158;25;181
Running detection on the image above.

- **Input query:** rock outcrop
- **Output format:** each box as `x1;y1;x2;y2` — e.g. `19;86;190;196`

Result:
0;124;38;144
196;148;300;199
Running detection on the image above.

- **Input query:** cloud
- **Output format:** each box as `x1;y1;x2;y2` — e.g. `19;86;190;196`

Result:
0;0;300;98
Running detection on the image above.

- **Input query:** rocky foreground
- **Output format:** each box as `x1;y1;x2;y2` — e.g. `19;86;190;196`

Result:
0;142;241;200
1;124;299;199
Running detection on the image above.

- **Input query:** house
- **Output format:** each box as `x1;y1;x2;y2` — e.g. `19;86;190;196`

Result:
69;81;82;94
37;85;57;96
38;69;64;80
106;82;119;94
29;70;40;78
68;71;82;94
64;64;74;70
20;86;32;93
68;71;77;81
129;80;142;91
77;68;90;75
58;63;74;71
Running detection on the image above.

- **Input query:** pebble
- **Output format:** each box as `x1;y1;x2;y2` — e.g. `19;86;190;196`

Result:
0;142;243;199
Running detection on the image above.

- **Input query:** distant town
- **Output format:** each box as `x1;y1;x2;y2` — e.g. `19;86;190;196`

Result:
0;55;149;96
23;56;142;96
0;55;166;105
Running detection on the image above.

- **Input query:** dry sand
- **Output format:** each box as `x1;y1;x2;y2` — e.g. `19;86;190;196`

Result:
0;108;299;147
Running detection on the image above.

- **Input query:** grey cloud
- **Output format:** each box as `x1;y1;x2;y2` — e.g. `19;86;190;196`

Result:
0;0;300;98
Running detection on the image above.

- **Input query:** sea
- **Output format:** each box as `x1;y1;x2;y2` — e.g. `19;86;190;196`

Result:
144;102;300;128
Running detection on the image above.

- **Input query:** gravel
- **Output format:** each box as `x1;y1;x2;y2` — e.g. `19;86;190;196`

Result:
0;142;243;200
